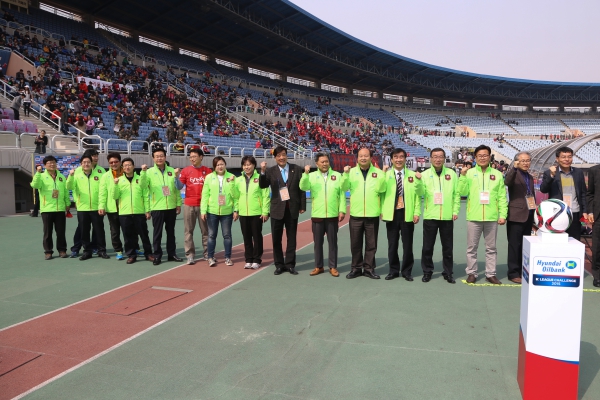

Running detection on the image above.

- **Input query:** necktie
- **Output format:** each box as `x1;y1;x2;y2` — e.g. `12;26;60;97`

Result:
397;172;403;197
282;168;287;183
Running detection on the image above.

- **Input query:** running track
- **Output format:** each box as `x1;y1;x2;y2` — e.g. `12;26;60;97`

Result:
0;218;318;400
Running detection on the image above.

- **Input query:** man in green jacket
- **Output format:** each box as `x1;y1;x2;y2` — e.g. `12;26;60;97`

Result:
31;155;70;260
112;158;154;264
420;148;461;284
98;152;126;259
381;148;423;281
66;154;109;260
147;148;183;265
458;144;508;285
342;148;387;279
300;153;346;277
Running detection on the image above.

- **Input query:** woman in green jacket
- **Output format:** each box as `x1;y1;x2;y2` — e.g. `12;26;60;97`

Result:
201;157;237;267
232;156;270;269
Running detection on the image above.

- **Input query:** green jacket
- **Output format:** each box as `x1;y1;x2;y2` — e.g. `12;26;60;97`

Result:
299;168;346;218
231;171;270;216
458;164;508;221
98;169;120;213
201;171;236;215
421;166;461;220
30;170;70;212
381;167;423;222
66;166;105;211
147;165;183;211
342;165;386;218
112;172;149;215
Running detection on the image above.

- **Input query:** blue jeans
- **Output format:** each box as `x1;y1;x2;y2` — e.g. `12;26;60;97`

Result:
207;213;233;259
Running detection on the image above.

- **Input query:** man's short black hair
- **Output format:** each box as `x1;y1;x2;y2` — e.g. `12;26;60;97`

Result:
429;147;445;157
80;155;92;164
152;148;167;157
273;146;287;157
121;157;134;166
474;145;491;156
42;155;57;165
391;148;407;158
555;147;573;157
189;148;204;157
241;155;257;167
82;149;99;158
106;152;121;161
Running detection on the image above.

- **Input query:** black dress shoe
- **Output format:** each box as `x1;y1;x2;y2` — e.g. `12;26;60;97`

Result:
422;273;432;283
363;270;380;279
385;272;399;280
403;275;414;282
274;267;284;275
288;267;299;275
153;258;162;266
593;279;600;288
126;257;136;264
98;252;110;259
79;253;92;261
444;275;456;284
346;269;363;279
168;255;183;262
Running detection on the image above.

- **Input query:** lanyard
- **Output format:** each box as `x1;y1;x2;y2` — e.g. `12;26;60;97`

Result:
520;170;531;195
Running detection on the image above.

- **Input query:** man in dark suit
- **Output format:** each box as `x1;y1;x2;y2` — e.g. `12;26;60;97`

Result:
539;146;587;240
505;151;536;284
586;164;600;287
260;146;306;275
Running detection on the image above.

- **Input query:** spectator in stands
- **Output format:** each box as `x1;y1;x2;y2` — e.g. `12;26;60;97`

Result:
459;144;507;285
22;86;31;117
540;147;587;240
30;156;70;260
34;130;48;154
201;157;236;267
10;92;23;120
85;116;95;135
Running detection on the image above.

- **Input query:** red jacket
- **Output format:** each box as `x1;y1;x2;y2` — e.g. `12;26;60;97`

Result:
179;165;212;206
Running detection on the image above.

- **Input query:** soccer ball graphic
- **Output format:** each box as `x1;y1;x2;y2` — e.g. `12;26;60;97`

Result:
535;199;573;233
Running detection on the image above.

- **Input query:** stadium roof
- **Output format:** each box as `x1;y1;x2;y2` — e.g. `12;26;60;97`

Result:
48;0;600;106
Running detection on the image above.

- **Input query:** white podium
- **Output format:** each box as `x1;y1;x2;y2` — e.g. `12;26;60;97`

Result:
518;233;585;399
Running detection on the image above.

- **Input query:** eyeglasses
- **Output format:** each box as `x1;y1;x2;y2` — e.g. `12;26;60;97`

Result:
430;156;445;160
518;160;531;163
476;155;490;159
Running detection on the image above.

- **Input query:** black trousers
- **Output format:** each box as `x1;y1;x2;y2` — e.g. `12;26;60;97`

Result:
271;207;298;269
506;214;534;280
41;212;67;254
591;219;600;280
240;215;264;264
120;214;152;258
349;216;379;272
77;211;107;255
312;218;339;269
421;219;454;276
152;208;177;258
106;212;124;252
71;223;98;253
31;189;40;216
566;211;582;241
386;209;415;276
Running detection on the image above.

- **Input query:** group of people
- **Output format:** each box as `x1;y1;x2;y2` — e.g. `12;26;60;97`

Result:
30;143;600;288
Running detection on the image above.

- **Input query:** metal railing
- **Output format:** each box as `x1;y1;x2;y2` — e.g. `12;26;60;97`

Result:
0;80;62;132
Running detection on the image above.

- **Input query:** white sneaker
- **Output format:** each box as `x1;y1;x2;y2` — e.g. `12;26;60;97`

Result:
208;257;217;267
244;263;252;269
187;256;195;265
225;258;233;266
251;263;261;269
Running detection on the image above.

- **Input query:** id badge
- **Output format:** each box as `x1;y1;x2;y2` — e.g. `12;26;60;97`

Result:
433;192;443;205
279;187;290;201
52;189;59;199
162;186;171;196
396;196;405;209
218;194;226;206
479;191;490;205
525;195;536;210
563;194;572;208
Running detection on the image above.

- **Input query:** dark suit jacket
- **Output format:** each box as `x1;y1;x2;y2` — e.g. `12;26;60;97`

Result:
586;165;600;221
259;163;306;220
539;167;587;214
505;167;535;223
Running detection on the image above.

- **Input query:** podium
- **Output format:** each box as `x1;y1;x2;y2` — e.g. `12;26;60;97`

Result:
518;233;585;399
